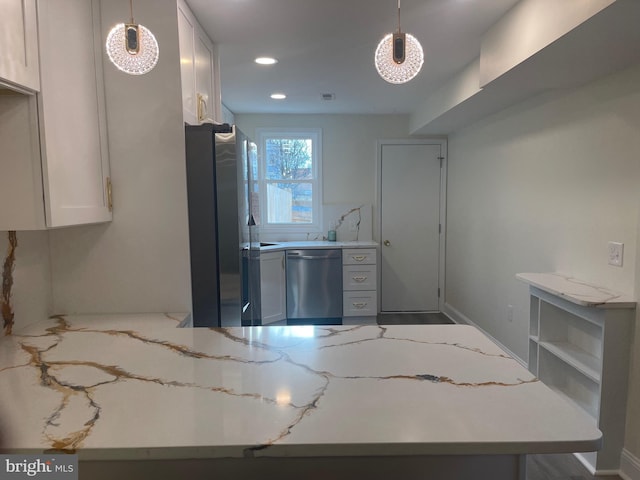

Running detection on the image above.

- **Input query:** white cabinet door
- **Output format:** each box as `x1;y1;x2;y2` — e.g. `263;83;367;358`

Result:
0;0;40;93
0;93;45;230
194;33;216;123
37;0;111;227
177;0;221;125
177;3;196;125
0;0;111;230
260;251;286;325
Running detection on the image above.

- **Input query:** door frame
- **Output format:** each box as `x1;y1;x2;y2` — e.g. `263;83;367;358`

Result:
375;138;448;313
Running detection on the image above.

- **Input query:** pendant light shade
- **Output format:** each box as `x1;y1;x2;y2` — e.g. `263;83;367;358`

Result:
106;0;159;75
374;0;423;84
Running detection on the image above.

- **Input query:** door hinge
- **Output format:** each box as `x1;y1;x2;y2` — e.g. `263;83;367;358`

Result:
106;177;113;212
438;288;441;298
438;156;444;168
439;224;441;234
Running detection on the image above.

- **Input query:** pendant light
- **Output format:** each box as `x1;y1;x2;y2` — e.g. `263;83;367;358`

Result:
106;0;159;75
374;0;424;84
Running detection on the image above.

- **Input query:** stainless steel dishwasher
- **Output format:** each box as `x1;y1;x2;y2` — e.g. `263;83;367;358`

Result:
286;249;342;324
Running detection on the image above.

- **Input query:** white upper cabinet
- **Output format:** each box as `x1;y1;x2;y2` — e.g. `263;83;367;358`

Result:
0;0;40;93
0;0;111;230
177;0;221;125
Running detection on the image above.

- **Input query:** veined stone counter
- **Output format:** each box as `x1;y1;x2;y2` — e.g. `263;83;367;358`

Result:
0;314;601;479
516;272;635;308
252;240;378;252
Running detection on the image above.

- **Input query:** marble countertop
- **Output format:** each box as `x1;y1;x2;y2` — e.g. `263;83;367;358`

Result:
517;272;636;308
0;314;600;461
255;240;378;252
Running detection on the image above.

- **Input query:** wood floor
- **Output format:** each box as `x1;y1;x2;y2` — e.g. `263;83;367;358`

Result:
526;454;621;480
376;312;621;480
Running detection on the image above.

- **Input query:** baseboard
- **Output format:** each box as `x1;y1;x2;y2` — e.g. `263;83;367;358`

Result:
442;303;526;368
621;449;640;480
573;452;621;477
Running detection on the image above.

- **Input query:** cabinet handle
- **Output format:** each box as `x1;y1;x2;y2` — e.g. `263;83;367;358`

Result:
106;177;113;212
352;276;367;282
352;302;367;309
352;255;366;262
197;93;207;122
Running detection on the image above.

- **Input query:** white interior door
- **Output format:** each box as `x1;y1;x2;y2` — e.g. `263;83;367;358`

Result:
380;143;442;312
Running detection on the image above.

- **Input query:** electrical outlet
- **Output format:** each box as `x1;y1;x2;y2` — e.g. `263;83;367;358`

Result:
608;241;624;267
507;304;513;322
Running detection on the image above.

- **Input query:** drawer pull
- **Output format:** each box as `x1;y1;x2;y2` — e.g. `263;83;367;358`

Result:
352;255;366;262
352;276;368;282
352;302;368;309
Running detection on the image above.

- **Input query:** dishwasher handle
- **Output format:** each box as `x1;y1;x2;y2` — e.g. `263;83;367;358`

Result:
286;250;342;261
288;254;336;260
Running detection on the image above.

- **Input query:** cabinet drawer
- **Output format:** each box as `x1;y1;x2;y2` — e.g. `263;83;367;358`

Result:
343;248;376;265
343;291;377;317
343;265;376;291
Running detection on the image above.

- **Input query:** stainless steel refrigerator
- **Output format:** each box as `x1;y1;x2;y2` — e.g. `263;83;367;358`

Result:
184;123;260;327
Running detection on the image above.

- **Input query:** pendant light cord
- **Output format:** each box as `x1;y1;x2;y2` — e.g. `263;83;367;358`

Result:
129;0;135;23
397;0;401;33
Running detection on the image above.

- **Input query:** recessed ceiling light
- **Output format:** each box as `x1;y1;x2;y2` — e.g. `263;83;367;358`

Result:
255;57;278;65
270;93;286;100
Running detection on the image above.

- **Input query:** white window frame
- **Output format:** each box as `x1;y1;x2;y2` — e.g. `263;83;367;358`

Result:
256;128;323;235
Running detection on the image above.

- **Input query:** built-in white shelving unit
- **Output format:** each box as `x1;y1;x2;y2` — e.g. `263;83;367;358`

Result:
517;273;635;475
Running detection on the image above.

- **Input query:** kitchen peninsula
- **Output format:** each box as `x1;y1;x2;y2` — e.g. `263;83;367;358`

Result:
0;314;600;480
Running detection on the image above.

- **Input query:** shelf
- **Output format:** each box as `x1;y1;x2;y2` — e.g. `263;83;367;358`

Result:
520;272;635;472
539;341;601;384
539;300;603;362
545;384;598;426
538;349;599;421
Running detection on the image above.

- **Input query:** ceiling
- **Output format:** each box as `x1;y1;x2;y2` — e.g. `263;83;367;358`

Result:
185;0;521;115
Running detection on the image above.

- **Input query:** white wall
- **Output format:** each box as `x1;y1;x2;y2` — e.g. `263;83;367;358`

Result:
624;198;640;459
0;231;51;332
479;0;614;87
445;63;640;462
235;113;410;238
47;0;192;315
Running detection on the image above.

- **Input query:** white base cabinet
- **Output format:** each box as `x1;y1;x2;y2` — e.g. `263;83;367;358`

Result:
260;251;286;325
0;0;111;230
0;0;40;93
518;273;635;475
342;248;378;323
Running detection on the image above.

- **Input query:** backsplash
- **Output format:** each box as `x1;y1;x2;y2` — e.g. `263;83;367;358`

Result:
257;203;373;242
0;231;52;335
323;203;372;242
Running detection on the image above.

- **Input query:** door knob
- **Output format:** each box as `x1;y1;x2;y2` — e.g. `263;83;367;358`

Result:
384;240;391;246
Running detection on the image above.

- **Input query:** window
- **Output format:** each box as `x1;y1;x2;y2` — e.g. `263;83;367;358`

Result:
256;128;322;234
